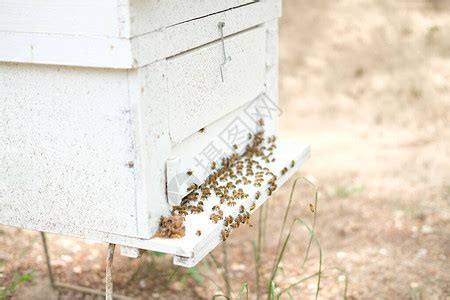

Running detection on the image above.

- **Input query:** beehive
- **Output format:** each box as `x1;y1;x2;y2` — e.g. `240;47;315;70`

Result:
0;0;310;267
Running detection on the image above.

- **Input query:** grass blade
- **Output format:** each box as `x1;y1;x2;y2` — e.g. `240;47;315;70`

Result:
278;219;322;300
236;282;249;300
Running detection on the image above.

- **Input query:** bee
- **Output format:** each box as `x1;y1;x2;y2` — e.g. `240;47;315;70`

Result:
290;160;295;168
186;169;193;176
255;191;261;200
221;229;230;241
233;144;238;150
196;230;202;236
212;205;220;211
227;201;236;206
239;205;245;214
224;215;234;226
187;183;198;192
199;127;205;133
211;161;216;170
281;167;288;176
309;203;315;213
250;202;256;211
209;213;222;223
248;133;253;140
258;118;265;126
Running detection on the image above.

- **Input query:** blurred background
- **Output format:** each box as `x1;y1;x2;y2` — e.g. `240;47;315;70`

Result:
1;0;449;299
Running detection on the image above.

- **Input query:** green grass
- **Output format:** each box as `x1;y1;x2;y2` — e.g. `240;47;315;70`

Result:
0;271;33;299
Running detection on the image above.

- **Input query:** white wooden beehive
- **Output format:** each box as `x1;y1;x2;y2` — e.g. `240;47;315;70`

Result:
0;0;310;267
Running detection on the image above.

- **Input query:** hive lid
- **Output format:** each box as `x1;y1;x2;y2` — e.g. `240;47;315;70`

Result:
0;0;280;68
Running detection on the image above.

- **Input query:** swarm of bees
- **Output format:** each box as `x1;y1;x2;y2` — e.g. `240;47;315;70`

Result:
169;119;286;242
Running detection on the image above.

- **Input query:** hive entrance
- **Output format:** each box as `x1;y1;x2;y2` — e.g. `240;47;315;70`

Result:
157;121;296;241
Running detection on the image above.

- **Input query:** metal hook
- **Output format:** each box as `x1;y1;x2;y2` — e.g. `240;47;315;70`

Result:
218;22;231;82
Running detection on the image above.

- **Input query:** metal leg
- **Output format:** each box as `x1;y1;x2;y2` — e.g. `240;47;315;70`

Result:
105;243;116;300
40;232;55;288
40;232;131;299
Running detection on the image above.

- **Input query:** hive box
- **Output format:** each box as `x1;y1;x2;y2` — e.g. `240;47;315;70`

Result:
0;0;310;266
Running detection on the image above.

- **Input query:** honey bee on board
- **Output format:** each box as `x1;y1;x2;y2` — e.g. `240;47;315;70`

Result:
212;205;220;211
199;127;205;133
187;183;198;192
211;161;216;170
239;205;245;213
250;202;256;211
186;169;193;176
255;191;261;200
233;144;238;150
209;213;222;223
290;160;295;168
309;203;315;213
196;230;202;236
221;229;230;241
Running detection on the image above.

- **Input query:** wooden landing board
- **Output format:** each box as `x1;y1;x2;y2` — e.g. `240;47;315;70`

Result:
155;140;310;267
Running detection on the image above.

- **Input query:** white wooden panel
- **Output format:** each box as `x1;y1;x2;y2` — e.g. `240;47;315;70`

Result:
127;62;172;236
132;0;281;67
129;0;255;36
0;32;133;69
0;63;139;237
0;0;280;69
0;0;124;37
166;94;279;204
167;27;266;143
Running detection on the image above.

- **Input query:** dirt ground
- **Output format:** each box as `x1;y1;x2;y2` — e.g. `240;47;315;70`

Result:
1;0;449;299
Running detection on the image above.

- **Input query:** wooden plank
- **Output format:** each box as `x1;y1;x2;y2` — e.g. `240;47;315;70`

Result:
172;141;310;267
0;63;139;237
0;31;133;69
166;26;266;143
129;0;256;37
131;0;281;67
0;0;124;37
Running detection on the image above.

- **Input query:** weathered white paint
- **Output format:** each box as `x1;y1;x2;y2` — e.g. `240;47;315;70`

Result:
167;26;266;142
0;0;301;267
0;0;125;37
0;0;256;39
0;63;139;237
166;94;279;204
129;0;256;37
0;0;281;68
0;32;134;69
131;0;280;67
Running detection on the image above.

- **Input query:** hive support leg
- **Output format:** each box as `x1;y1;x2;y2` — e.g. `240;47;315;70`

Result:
39;233;130;299
105;243;116;300
40;232;56;288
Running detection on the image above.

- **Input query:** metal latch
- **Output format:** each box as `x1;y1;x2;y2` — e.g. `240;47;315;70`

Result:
218;22;232;82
